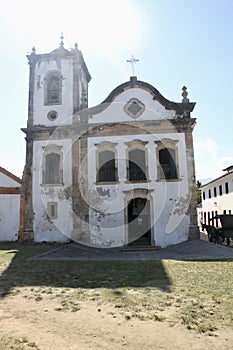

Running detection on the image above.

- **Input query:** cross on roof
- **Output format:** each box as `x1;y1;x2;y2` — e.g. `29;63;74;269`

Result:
126;54;139;76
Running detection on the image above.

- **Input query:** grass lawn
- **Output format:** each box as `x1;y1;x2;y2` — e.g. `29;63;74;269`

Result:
0;242;233;348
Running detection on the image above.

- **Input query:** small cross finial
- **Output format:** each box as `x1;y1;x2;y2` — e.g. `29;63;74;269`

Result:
126;54;139;76
60;31;64;47
74;42;78;50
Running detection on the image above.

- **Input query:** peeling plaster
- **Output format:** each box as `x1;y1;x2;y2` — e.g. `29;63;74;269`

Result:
96;187;110;197
173;194;190;216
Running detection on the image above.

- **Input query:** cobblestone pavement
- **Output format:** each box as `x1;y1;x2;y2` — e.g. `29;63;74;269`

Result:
30;238;233;261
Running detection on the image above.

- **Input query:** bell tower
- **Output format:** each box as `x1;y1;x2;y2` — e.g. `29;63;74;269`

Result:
22;36;91;241
27;35;91;128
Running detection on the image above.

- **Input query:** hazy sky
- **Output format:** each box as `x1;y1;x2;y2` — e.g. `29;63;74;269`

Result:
0;0;233;182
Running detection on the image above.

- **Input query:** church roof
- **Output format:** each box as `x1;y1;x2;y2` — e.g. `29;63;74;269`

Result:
50;45;70;55
102;76;195;116
0;166;22;185
27;38;91;83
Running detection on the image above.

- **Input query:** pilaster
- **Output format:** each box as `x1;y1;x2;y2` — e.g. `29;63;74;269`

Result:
185;130;200;239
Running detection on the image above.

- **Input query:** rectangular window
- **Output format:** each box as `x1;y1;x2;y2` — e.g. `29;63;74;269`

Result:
223;209;227;215
219;185;223;196
158;147;178;180
229;210;232;214
214;187;217;197
225;182;229;194
128;149;147;181
97;150;116;183
47;202;58;220
208;189;211;199
203;191;206;200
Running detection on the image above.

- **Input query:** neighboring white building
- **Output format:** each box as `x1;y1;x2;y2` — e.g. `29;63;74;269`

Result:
201;166;233;227
0;167;22;241
22;37;199;248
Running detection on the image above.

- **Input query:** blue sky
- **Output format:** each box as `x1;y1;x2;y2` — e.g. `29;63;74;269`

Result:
0;0;233;182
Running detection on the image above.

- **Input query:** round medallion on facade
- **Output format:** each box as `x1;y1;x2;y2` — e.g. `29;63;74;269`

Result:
124;98;145;119
47;110;58;121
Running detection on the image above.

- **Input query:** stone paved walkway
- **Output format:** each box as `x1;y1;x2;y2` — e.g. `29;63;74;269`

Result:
30;239;233;261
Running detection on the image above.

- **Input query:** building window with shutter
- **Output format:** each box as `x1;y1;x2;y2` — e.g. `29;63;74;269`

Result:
128;149;147;181
44;71;62;105
155;139;179;181
42;145;63;185
47;202;58;220
96;142;118;184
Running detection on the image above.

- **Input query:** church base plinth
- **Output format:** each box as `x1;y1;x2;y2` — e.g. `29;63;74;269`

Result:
23;229;34;241
189;225;200;240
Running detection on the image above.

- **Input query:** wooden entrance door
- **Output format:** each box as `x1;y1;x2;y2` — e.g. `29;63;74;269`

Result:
128;198;151;246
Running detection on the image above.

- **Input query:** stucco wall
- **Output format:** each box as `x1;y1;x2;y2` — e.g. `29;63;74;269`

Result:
0;172;21;187
0;194;20;241
87;133;190;248
33;58;73;127
202;172;233;219
89;88;177;124
32;139;73;242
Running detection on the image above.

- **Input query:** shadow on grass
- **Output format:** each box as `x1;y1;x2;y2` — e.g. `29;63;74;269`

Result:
0;243;172;297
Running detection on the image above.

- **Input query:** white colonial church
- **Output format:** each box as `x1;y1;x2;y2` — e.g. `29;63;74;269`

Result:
22;37;199;248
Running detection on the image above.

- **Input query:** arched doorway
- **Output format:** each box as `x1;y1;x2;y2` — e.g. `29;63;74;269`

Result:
127;197;151;246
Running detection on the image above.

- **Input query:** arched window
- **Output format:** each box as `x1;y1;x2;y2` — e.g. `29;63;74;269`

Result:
125;140;148;182
128;149;147;181
159;148;177;180
44;71;62;105
42;145;63;185
95;142;118;183
44;153;61;184
97;150;116;183
155;139;179;181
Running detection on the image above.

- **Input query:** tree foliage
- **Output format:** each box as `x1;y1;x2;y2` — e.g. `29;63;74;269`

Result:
196;180;202;205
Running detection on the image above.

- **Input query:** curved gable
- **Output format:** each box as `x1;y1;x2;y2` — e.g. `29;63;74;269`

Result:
86;77;195;124
102;78;195;115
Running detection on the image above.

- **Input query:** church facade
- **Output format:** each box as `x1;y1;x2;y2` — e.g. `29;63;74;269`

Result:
22;38;199;248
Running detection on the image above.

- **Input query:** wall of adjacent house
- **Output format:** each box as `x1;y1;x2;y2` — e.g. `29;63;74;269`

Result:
87;133;190;248
201;172;233;225
32;139;73;242
0;172;21;187
0;194;20;241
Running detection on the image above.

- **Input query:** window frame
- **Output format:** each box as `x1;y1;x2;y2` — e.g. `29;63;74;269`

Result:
155;139;179;182
219;184;223;196
41;144;63;186
47;202;58;220
95;142;118;184
44;70;62;106
125;140;148;183
208;189;211;199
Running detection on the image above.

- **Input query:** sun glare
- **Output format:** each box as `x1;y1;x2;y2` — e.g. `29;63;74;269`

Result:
1;0;147;55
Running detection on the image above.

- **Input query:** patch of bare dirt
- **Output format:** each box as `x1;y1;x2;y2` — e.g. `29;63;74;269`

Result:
0;291;232;350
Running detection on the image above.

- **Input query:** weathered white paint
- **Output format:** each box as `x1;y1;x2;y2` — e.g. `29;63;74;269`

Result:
87;133;190;248
0;194;20;241
32;139;73;242
33;58;73;127
0;172;21;187
89;88;177;124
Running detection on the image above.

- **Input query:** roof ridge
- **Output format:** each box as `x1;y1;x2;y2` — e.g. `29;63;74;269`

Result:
0;166;22;185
